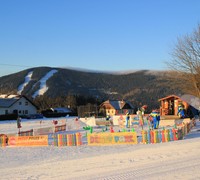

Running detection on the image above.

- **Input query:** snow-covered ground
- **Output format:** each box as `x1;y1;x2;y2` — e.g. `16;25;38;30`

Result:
0;117;200;180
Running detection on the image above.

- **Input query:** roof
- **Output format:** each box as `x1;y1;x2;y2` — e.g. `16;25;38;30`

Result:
0;95;37;109
0;98;18;108
158;94;181;101
101;100;134;110
109;100;124;109
125;100;135;109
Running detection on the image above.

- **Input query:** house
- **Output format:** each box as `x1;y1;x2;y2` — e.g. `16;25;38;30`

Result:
158;94;189;116
99;100;135;116
0;94;37;117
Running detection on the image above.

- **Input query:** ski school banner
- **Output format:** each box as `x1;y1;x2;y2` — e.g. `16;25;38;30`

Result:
87;132;138;146
8;136;48;146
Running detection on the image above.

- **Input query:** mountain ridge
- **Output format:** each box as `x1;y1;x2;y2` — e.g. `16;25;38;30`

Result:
0;66;180;110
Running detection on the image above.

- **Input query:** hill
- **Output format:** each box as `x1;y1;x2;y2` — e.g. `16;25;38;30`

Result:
0;67;181;110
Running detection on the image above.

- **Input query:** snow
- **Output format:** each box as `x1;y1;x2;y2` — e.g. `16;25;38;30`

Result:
32;69;58;98
0;117;200;180
17;71;33;95
0;94;19;98
16;69;58;97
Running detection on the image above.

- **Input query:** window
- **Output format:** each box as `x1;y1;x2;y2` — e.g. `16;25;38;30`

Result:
18;110;21;114
25;110;28;114
19;102;22;105
25;101;28;106
5;110;8;114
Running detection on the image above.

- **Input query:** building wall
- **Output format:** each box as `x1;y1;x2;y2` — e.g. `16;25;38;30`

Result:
0;97;37;115
0;108;8;115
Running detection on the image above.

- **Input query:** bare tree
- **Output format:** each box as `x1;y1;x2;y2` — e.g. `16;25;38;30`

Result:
167;24;200;97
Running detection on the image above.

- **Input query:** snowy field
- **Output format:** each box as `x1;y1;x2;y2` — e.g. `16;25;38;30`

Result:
0;117;200;180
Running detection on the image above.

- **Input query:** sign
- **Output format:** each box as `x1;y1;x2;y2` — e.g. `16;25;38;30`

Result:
87;132;138;146
8;136;48;146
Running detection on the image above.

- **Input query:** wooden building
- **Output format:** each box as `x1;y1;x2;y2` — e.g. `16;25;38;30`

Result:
99;100;135;116
158;94;189;116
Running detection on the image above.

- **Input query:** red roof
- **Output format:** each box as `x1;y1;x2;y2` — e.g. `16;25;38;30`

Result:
158;94;180;101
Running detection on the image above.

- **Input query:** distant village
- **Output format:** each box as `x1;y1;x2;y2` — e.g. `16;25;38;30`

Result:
0;94;198;121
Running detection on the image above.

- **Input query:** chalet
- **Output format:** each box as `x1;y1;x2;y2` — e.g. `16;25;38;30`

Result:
158;94;189;116
99;100;135;116
0;94;37;117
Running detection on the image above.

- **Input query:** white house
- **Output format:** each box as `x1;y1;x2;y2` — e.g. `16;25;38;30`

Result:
0;95;37;116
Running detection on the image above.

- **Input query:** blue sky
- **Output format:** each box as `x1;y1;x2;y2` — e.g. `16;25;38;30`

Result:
0;0;199;77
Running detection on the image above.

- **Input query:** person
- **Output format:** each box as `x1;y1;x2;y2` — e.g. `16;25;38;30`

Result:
137;109;143;128
156;109;160;128
137;105;147;130
147;113;153;129
126;112;130;128
137;108;144;129
150;109;159;129
177;103;185;118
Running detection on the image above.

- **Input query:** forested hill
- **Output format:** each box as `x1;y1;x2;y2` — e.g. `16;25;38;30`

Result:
0;67;181;110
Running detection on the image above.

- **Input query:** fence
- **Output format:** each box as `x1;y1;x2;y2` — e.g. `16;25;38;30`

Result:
0;118;197;147
0;132;82;147
48;133;82;146
140;120;196;144
87;132;138;146
0;134;7;147
54;124;66;133
18;129;33;136
141;129;178;144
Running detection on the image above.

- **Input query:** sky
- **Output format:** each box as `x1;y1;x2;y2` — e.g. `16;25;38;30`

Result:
0;0;199;77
